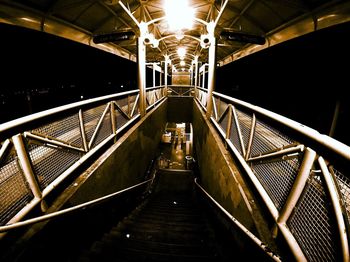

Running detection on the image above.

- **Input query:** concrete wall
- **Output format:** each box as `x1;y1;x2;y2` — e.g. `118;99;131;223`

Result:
192;100;268;238
66;99;167;205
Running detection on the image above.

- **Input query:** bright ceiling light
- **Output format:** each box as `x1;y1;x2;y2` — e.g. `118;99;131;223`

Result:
164;0;194;31
180;61;186;66
177;47;186;59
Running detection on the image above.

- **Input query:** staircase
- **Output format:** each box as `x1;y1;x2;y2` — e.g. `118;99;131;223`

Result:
80;170;230;261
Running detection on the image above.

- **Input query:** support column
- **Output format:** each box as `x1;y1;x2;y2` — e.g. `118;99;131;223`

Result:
194;56;198;88
206;22;217;118
137;23;147;117
164;56;168;95
153;62;156;88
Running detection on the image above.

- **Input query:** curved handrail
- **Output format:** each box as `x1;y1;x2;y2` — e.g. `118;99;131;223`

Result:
0;179;153;233
194;88;350;261
194;178;282;261
212;91;350;161
0;89;139;136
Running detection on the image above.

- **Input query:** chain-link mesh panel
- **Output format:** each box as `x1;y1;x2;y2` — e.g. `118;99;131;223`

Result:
251;155;301;210
116;110;129;130
250;119;295;157
218;109;229;137
27;142;80;190
229;112;243;155
332;167;350;225
32;114;82;148
214;97;229;120
287;175;338;261
236;109;252;151
92;111;112;147
0;153;33;226
146;90;155;106
83;104;107;143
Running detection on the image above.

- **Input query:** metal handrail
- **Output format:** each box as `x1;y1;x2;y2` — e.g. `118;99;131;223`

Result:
212;91;350;161
0;179;153;233
194;178;282;262
0;89;139;138
194;88;350;261
0;86;166;232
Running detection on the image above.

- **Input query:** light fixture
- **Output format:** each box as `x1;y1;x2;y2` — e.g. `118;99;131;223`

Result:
182;68;185;72
180;61;186;66
175;30;184;40
164;0;194;31
177;47;186;59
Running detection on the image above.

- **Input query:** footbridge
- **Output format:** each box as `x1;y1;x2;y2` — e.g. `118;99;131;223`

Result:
0;0;350;261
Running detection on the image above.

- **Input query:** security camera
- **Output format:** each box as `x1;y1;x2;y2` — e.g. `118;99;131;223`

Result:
200;34;211;49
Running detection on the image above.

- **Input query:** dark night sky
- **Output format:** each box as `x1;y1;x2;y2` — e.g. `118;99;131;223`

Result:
0;21;349;145
217;21;350;146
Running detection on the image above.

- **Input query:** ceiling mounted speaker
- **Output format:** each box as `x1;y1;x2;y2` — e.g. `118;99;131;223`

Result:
220;31;266;45
93;31;135;44
200;34;211;49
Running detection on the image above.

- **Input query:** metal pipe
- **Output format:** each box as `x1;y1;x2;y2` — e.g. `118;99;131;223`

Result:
194;178;282;262
248;145;304;162
12;134;42;200
0;179;153;233
118;0;140;27
232;105;246;157
212;96;218;120
245;113;256;161
206;35;217;118
226;105;233;140
78;109;88;152
153;63;156;88
194;56;198;88
137;35;147;117
212;92;350;161
226;139;279;220
41;134;115;199
88;103;111;149
24;132;85;153
110;101;117;135
318;157;349;262
277;223;307;261
0;89;139;136
0;139;11;163
278;147;316;223
130;94;139;118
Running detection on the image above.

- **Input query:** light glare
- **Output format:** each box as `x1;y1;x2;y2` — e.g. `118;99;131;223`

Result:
164;0;194;31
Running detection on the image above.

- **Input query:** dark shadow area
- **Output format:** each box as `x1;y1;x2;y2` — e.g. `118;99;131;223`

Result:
216;21;350;146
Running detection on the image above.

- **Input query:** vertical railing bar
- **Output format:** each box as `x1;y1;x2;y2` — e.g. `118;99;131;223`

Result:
110;101;117;135
12;134;42;200
245;113;256;161
232;105;246;157
278;147;316;223
127;95;131;116
212;96;218;120
78;109;88;152
88;103;111;149
0;139;11;163
130;94;139;118
226;105;233;140
277;224;307;261
318;157;349;262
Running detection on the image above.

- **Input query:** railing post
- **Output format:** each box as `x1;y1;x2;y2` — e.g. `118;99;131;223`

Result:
137;22;147;117
78;109;88;152
206;21;217;118
12;134;44;208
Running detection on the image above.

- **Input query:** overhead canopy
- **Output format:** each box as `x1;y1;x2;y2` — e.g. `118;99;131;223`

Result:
0;0;349;67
